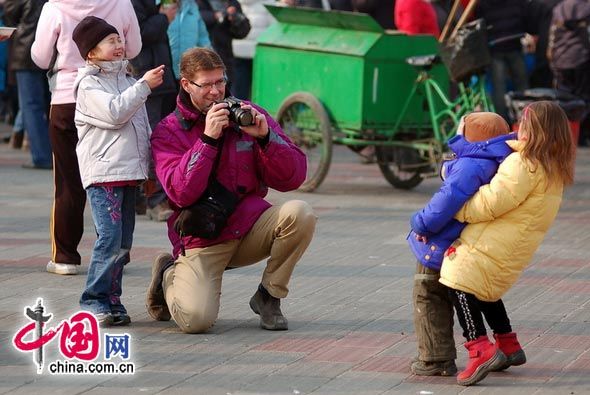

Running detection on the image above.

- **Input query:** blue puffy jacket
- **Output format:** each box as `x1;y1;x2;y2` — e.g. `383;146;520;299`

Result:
408;133;516;270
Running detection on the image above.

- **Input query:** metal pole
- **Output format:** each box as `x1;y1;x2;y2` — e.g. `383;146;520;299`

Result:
449;0;479;41
439;0;461;43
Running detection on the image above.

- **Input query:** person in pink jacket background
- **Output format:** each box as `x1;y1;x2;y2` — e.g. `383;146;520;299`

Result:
31;0;142;276
146;48;317;334
394;0;440;38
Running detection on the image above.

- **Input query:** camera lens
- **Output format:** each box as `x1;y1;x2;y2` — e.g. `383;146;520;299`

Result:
223;97;254;126
235;109;254;126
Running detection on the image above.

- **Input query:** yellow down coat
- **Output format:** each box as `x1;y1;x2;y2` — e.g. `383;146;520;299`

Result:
439;140;564;301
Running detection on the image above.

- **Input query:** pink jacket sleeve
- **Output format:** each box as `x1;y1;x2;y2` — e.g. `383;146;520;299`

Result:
31;3;59;69
395;0;440;38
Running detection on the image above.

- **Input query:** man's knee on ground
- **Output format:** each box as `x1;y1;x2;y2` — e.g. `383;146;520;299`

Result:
169;299;218;334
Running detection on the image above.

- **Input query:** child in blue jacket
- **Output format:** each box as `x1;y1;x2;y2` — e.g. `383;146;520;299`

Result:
408;112;515;376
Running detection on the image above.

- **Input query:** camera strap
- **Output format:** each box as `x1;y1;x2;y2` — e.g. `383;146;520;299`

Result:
208;134;225;184
178;134;226;256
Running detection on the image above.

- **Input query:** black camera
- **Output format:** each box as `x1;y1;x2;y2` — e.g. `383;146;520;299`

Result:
221;96;254;127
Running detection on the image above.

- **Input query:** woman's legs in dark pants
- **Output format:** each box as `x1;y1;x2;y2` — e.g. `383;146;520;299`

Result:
448;289;509;385
449;290;512;341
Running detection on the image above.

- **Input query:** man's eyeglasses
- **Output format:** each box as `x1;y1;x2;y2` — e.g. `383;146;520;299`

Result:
187;77;227;91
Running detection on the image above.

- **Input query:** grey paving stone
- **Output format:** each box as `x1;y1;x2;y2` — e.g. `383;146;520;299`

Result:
1;143;590;394
238;374;331;395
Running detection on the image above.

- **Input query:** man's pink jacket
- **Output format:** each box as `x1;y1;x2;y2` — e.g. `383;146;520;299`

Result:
152;93;307;257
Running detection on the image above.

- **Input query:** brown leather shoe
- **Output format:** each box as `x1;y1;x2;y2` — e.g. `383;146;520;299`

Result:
249;288;288;331
146;253;174;321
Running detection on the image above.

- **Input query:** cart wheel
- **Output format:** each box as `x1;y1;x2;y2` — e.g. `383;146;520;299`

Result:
375;146;425;190
277;92;332;192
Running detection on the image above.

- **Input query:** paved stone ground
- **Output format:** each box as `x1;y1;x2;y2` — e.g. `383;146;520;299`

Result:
0;140;589;395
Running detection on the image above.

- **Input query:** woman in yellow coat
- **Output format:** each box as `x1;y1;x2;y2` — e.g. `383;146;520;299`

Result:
439;101;576;386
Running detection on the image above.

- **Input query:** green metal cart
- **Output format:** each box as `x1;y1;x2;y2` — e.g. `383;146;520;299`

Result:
252;5;488;191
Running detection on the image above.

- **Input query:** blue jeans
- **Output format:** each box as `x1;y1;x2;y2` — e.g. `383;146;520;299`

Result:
80;185;135;315
16;70;52;167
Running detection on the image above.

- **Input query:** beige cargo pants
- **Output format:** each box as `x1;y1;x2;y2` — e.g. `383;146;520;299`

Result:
163;200;317;333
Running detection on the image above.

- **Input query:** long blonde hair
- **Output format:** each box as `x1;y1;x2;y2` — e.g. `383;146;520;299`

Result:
519;101;575;186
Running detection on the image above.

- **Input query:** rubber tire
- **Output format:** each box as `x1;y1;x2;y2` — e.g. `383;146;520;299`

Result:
375;145;424;190
277;92;332;192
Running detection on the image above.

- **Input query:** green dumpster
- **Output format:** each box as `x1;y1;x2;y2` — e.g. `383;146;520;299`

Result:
252;5;449;131
251;5;451;192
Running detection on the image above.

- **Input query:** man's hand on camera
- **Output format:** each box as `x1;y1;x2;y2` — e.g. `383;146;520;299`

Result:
239;104;269;139
204;102;230;140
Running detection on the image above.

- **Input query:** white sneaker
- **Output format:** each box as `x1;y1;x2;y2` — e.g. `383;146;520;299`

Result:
46;261;78;275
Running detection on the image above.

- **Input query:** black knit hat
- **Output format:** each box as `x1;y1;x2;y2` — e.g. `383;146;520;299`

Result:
72;16;119;60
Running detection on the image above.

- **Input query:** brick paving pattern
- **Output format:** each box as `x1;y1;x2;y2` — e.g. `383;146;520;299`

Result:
0;142;589;394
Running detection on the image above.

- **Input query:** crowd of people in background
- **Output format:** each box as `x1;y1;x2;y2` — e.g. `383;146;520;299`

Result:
1;0;588;159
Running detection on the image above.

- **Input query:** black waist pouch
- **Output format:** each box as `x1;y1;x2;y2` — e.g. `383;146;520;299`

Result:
174;179;239;239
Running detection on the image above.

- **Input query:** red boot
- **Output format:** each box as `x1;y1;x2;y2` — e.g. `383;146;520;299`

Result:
493;332;526;371
457;336;507;386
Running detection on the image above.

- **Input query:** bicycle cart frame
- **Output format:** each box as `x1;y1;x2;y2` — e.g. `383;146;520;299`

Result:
330;69;492;149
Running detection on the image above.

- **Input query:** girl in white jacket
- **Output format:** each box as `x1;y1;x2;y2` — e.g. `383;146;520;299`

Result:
72;16;164;326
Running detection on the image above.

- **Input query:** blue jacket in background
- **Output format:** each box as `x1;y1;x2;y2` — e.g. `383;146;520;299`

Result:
408;133;516;270
167;0;211;80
